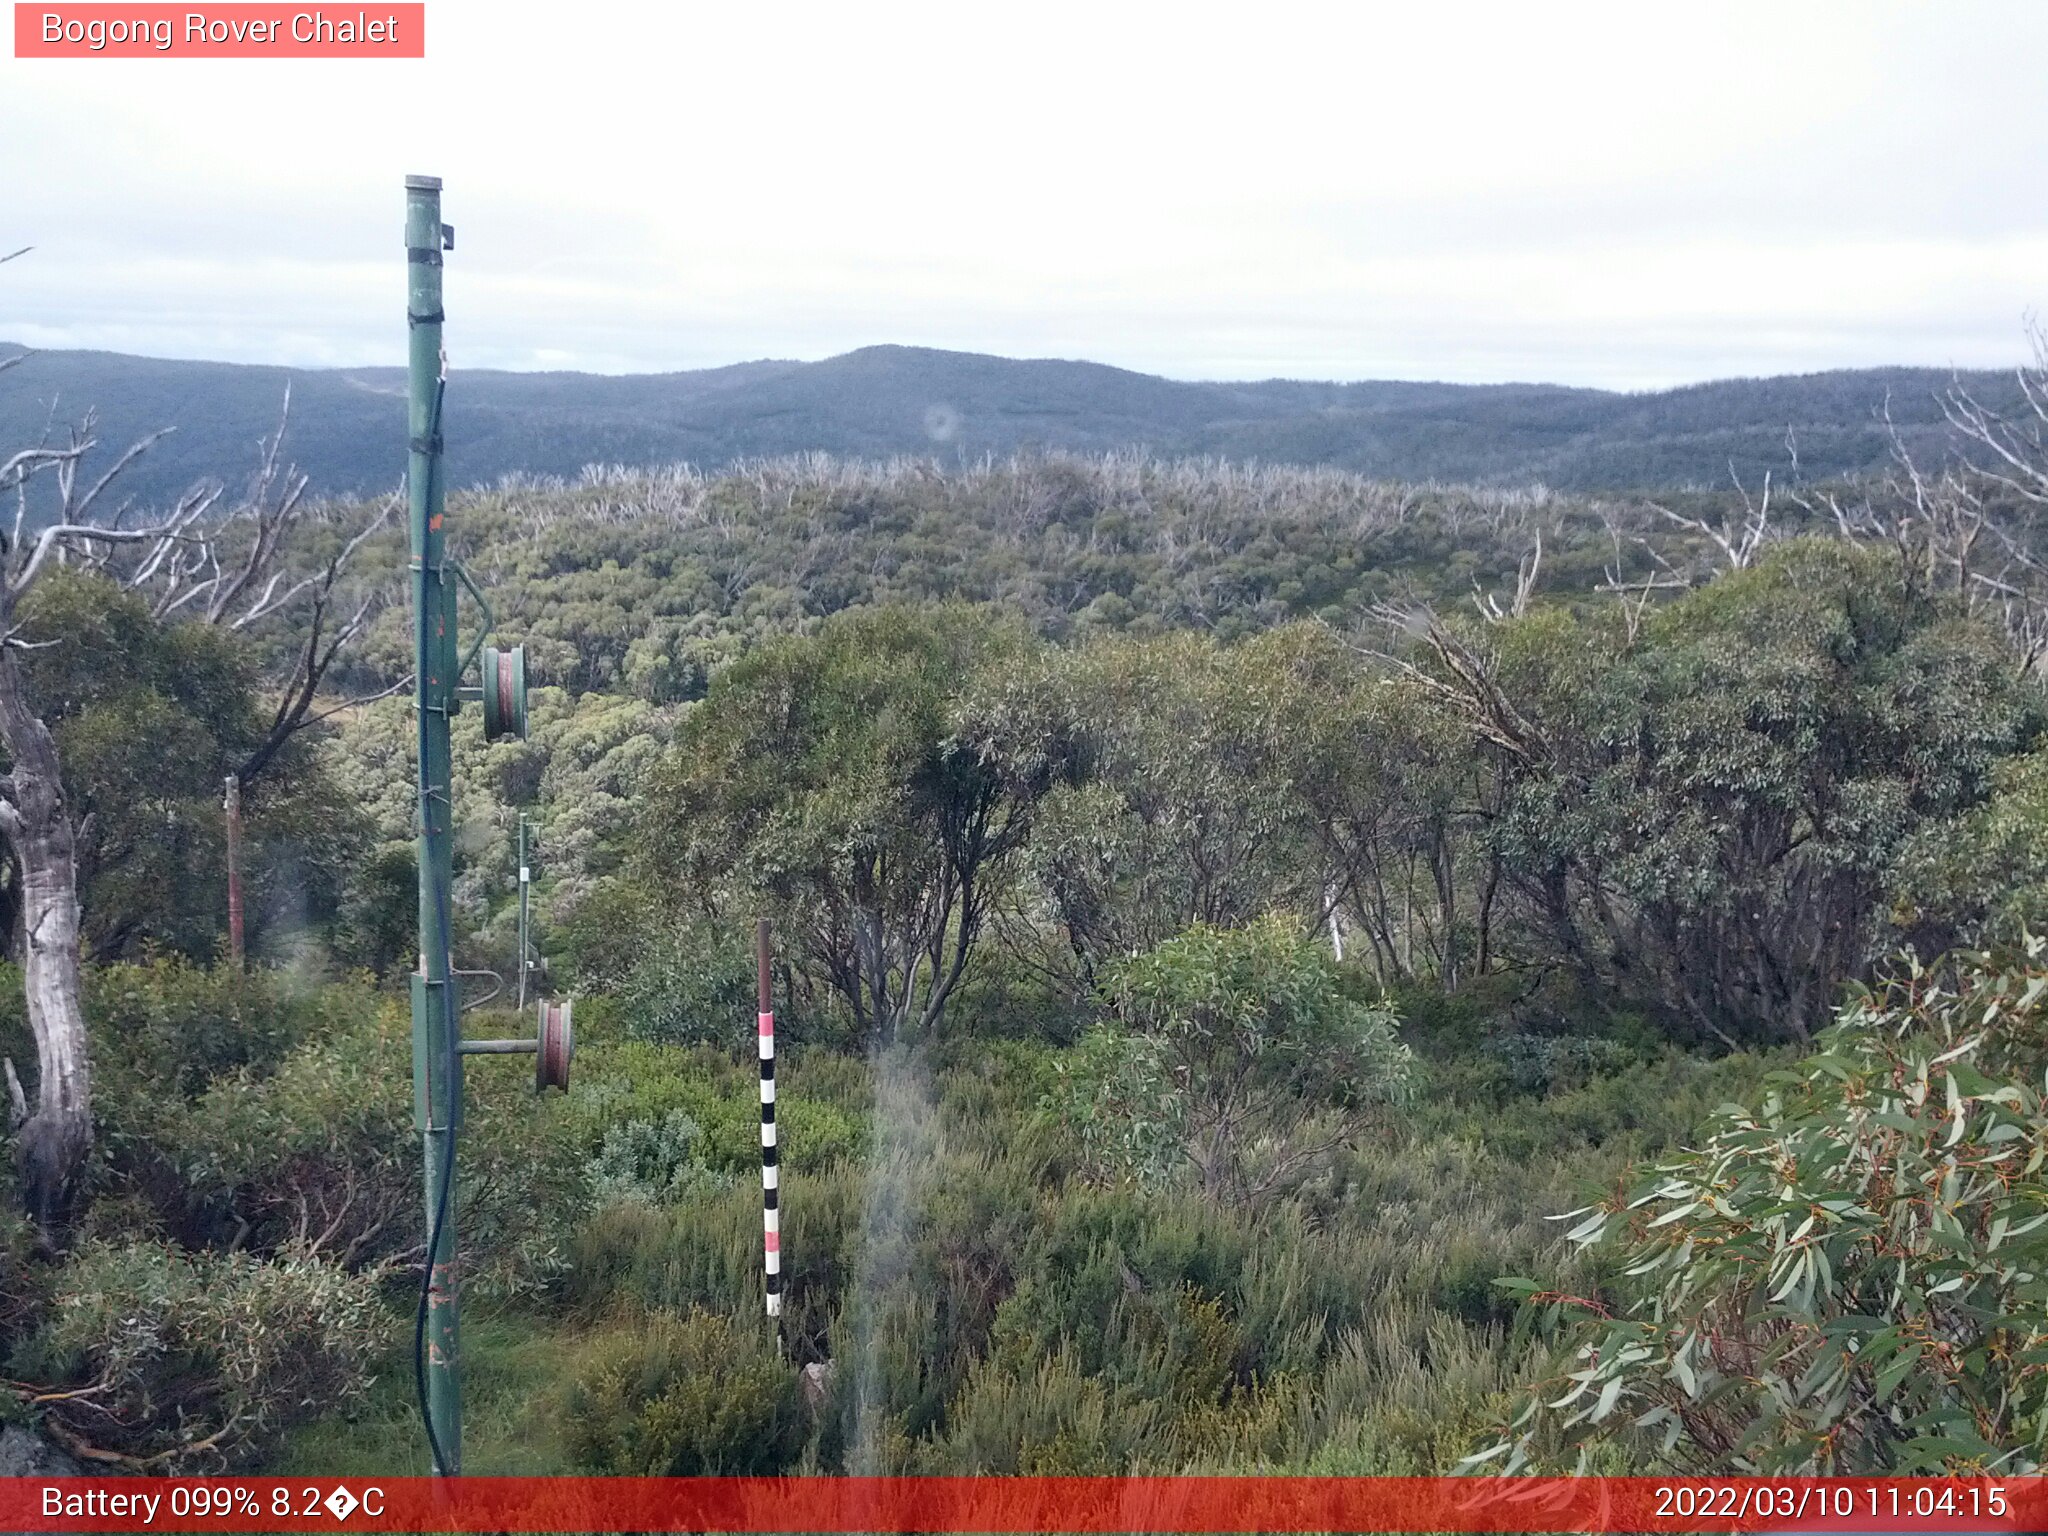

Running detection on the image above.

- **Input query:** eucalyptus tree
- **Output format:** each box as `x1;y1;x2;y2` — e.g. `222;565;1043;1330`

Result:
0;370;393;1228
0;415;216;1224
1244;623;1479;985
643;604;1060;1045
1017;630;1323;976
1389;539;2044;1046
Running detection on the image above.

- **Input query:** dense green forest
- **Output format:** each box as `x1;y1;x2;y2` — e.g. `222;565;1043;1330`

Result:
0;341;2027;508
4;376;2048;1478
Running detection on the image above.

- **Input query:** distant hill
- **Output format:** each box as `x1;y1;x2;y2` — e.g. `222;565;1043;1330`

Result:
0;341;2019;508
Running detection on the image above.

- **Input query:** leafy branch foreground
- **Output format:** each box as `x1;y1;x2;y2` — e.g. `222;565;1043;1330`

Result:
9;1240;383;1469
1480;946;2048;1474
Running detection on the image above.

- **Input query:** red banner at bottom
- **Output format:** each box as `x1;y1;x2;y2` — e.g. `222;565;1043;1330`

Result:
5;1476;2045;1533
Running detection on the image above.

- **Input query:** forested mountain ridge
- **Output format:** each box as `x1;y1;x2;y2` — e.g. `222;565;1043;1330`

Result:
0;340;2021;507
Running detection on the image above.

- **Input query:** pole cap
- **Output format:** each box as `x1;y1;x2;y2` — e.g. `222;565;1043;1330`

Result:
404;174;443;191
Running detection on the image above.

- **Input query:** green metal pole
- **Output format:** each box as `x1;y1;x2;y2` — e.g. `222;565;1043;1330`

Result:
405;172;461;1476
516;815;530;1010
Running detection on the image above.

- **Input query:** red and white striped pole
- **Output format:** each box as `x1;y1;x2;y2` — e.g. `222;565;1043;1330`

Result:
757;919;782;1322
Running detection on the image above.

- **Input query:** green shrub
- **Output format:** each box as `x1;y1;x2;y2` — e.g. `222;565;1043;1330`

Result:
1053;917;1412;1198
613;925;755;1050
831;1282;951;1463
14;1239;385;1469
1407;1040;1774;1167
586;1111;732;1205
131;998;413;1257
569;1165;858;1362
1431;1237;1521;1329
558;1026;1699;1477
327;846;419;982
0;1205;45;1357
942;943;1090;1045
1475;946;2048;1474
561;1308;804;1474
1296;1309;1513;1473
0;960;402;1231
109;986;581;1299
926;1349;1157;1473
576;1039;866;1175
87;959;367;1112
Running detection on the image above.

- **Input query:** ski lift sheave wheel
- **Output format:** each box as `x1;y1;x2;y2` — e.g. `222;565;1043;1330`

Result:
481;645;528;742
536;997;572;1092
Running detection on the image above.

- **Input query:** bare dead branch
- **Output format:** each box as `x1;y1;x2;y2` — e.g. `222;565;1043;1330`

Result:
1357;604;1552;763
62;429;174;525
1647;465;1774;572
1474;530;1542;622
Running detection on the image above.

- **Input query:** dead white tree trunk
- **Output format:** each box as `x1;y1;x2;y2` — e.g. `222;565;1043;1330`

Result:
0;403;299;1229
0;419;213;1230
0;640;88;1229
0;271;394;1228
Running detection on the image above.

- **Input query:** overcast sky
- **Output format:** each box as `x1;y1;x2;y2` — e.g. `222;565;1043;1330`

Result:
4;0;2045;388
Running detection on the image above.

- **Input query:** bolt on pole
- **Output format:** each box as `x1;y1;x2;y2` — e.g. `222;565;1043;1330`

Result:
405;171;462;1477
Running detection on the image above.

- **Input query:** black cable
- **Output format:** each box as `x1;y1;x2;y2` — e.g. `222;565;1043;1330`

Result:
412;372;457;1479
414;1118;456;1476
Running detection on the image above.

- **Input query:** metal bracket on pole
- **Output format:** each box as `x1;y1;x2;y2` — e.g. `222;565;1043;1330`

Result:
452;561;495;681
455;998;572;1091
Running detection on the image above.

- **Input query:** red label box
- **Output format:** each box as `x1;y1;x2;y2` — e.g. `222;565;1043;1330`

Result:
2;1476;2046;1533
13;3;424;56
